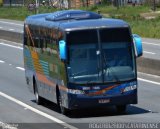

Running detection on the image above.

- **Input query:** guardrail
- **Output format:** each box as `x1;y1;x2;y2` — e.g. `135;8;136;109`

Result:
0;29;159;76
137;57;160;76
0;29;22;43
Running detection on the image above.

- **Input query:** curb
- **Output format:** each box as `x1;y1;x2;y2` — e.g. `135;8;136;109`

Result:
0;29;159;76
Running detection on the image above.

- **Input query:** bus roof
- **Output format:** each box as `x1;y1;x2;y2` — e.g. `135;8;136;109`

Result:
25;10;129;31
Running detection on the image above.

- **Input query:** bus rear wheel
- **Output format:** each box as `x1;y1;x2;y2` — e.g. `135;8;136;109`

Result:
116;105;127;114
34;81;43;105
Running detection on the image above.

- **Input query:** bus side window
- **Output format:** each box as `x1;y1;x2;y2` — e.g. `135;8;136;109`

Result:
29;25;35;47
34;37;39;48
40;39;43;48
24;26;28;46
43;37;47;49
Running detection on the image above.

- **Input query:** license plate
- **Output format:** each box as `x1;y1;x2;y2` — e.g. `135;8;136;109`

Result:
98;99;110;104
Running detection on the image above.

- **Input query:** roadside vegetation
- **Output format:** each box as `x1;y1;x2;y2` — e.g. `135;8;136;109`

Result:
0;0;3;6
82;5;160;38
0;5;160;38
0;6;58;20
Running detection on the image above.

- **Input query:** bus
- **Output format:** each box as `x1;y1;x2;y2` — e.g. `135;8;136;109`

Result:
23;10;143;115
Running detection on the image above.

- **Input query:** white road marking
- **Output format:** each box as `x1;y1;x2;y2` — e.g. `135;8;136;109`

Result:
9;28;14;31
0;42;23;50
0;26;3;29
9;64;12;66
0;21;23;26
138;78;160;86
0;39;22;45
16;67;25;71
0;60;5;63
143;51;156;55
0;92;78;129
0;121;18;129
143;42;160;47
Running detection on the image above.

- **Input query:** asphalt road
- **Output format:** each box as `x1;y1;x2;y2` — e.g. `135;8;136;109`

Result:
0;39;160;129
0;19;23;33
0;19;160;60
142;39;160;60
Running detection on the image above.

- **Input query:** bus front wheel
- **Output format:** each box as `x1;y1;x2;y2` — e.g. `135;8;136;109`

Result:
116;105;127;114
58;94;68;115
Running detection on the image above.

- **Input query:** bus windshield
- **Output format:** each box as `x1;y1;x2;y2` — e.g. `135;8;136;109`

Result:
66;30;102;83
100;28;136;83
66;28;136;84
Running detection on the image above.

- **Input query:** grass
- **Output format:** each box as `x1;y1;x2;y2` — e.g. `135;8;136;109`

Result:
0;6;58;20
0;7;31;20
0;5;160;38
130;18;160;38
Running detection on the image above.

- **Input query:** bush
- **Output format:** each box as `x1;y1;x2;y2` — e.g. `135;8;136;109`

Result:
0;0;3;6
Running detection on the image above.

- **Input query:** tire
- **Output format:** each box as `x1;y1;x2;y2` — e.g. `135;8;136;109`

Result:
58;93;68;115
34;81;43;105
116;105;127;114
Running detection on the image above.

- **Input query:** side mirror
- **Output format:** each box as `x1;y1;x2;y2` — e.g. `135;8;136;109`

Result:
132;34;143;57
59;40;67;60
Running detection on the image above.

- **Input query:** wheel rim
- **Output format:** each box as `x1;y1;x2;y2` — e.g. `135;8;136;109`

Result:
35;90;38;102
59;95;62;108
35;84;39;103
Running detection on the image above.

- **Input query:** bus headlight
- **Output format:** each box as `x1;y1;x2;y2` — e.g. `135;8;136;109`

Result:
123;85;137;92
67;89;85;94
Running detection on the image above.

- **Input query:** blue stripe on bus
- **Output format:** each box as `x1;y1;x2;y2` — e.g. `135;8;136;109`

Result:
40;60;49;76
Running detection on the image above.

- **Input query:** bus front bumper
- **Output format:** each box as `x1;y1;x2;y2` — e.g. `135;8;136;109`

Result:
67;90;137;109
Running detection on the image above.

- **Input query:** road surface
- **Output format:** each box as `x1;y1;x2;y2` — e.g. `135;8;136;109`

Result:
0;19;23;33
